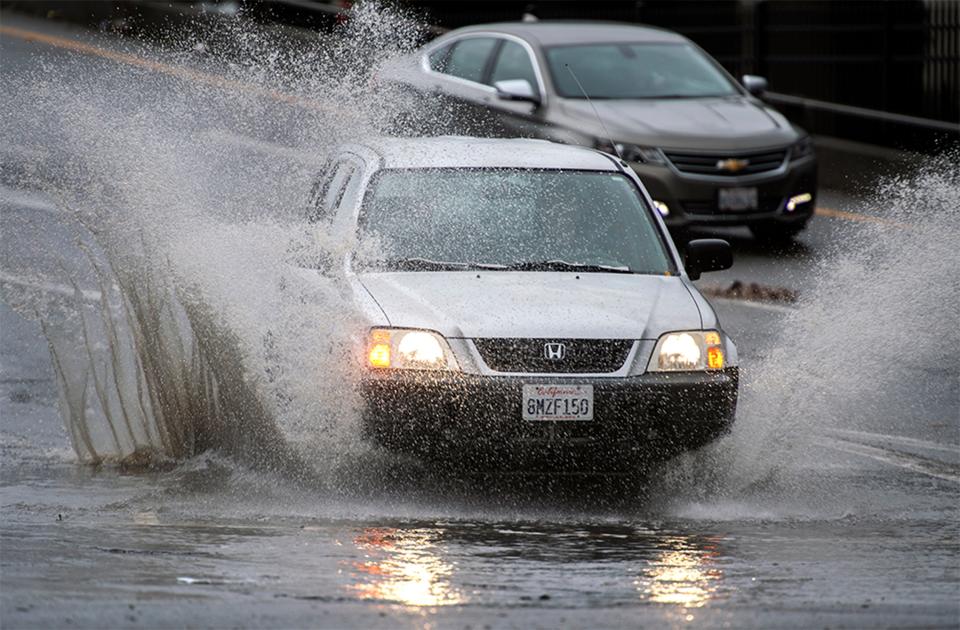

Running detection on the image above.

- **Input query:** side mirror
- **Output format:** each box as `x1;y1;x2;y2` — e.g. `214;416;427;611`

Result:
741;74;768;97
494;79;540;106
684;239;732;281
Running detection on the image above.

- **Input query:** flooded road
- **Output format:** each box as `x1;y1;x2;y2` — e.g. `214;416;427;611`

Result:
2;10;959;629
3;287;957;627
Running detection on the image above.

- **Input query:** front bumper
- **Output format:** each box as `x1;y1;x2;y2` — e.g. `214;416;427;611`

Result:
360;369;738;471
633;156;817;229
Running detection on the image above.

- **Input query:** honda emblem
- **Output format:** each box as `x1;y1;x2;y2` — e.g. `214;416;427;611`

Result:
544;342;566;360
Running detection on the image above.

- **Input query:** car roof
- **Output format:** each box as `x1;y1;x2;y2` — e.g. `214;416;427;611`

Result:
447;21;688;46
347;136;620;171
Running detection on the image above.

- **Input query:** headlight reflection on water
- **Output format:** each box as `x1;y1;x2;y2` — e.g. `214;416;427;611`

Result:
349;528;464;607
635;537;723;609
347;527;724;611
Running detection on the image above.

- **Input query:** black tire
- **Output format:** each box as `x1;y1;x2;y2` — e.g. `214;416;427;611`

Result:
750;221;807;243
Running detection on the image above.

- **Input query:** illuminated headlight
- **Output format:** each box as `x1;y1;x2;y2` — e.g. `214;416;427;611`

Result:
366;328;459;371
653;200;670;216
790;136;814;160
648;331;725;372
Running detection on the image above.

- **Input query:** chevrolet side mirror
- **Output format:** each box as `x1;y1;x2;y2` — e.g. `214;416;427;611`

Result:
742;74;768;97
494;79;541;106
685;239;732;281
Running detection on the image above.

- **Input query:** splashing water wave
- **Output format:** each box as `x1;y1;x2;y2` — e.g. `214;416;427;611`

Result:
657;152;959;515
1;4;448;476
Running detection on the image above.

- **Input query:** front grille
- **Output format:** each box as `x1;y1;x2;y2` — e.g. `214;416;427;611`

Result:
473;339;634;374
682;196;783;215
664;148;788;177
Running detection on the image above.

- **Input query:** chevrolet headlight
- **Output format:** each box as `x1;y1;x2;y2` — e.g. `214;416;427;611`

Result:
790;136;814;160
366;328;459;371
618;143;666;165
595;140;665;165
648;331;725;372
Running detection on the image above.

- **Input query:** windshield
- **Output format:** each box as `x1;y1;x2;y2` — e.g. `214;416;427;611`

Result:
357;169;673;275
546;42;738;99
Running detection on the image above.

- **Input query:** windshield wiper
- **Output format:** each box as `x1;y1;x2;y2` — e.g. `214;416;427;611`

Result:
377;258;507;272
631;94;717;100
504;260;635;274
373;258;636;274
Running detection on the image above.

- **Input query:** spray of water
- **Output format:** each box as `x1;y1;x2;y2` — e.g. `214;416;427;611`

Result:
0;3;460;477
658;151;959;516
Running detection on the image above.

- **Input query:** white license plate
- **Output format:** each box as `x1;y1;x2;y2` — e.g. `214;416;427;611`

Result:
522;385;593;421
718;187;758;211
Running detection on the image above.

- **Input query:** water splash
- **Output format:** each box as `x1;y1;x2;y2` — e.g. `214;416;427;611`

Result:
658;150;960;516
0;2;445;473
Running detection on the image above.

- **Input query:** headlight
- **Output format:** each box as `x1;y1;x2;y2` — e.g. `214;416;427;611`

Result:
595;140;665;165
618;143;666;165
790;136;814;160
648;331;725;372
366;328;459;371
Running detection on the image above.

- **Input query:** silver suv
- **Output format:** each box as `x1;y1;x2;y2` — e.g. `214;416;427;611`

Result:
307;136;738;472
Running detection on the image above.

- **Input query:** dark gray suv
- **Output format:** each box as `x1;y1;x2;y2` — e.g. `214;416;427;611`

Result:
387;21;817;240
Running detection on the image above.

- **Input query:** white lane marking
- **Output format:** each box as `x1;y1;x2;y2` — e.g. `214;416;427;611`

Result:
818;437;960;484
709;296;798;314
0;272;102;304
825;427;960;456
201;130;319;162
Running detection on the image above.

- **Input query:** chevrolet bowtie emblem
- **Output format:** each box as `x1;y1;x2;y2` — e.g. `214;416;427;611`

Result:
716;158;749;173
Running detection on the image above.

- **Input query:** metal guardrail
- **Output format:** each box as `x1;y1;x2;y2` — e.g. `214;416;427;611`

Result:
765;92;960;133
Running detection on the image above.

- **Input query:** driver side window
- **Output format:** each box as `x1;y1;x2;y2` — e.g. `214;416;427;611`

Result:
309;159;360;222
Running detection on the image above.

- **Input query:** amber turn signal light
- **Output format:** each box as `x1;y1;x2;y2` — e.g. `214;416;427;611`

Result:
707;346;724;370
367;330;392;368
368;343;391;368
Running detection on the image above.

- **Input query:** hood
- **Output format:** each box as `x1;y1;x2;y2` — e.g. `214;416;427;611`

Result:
357;271;702;339
559;96;798;151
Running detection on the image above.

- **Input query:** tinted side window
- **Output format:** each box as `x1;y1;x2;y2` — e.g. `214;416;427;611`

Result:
445;38;497;83
308;161;334;209
310;161;355;222
490;41;539;94
338;165;365;210
427;44;451;72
